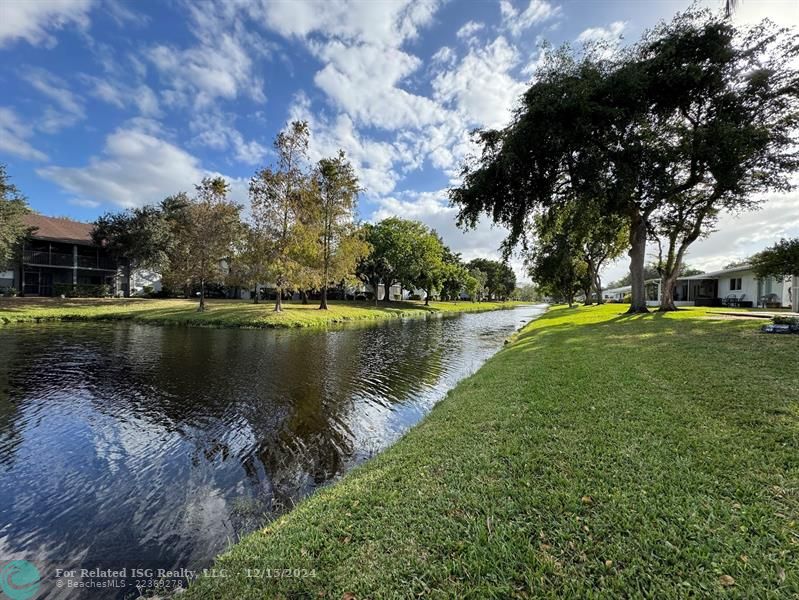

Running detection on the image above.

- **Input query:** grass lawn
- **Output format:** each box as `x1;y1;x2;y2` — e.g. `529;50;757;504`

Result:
0;297;518;329
184;304;798;599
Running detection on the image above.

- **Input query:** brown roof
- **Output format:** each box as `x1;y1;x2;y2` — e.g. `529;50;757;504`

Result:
23;214;95;245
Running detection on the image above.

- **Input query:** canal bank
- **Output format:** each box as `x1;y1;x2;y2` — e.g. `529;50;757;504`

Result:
185;304;799;598
0;298;521;329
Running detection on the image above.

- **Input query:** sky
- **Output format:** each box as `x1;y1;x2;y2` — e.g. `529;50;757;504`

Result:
1;0;798;284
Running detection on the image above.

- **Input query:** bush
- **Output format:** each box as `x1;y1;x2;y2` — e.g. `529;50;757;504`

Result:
409;293;422;300
621;294;632;304
1;287;18;297
773;315;799;331
54;283;112;298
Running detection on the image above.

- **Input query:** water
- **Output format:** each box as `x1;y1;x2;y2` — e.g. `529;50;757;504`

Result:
0;305;545;597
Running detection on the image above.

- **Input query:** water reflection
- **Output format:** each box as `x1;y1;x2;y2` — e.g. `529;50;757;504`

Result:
0;305;545;597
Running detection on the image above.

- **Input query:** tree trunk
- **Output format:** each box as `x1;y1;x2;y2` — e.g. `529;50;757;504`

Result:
301;290;309;305
424;289;430;306
384;281;391;302
198;279;206;312
627;209;649;314
373;279;379;306
583;286;592;306
319;286;328;310
253;285;260;304
659;273;679;311
274;288;282;312
594;273;604;304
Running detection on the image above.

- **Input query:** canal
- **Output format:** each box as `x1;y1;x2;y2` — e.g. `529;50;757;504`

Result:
0;305;545;597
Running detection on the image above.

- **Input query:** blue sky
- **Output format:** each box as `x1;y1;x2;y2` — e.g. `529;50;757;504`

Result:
1;0;798;282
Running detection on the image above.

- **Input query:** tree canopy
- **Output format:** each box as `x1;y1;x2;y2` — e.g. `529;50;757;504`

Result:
0;164;30;274
451;9;799;313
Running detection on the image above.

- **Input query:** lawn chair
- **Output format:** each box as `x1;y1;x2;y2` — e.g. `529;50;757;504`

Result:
724;293;738;307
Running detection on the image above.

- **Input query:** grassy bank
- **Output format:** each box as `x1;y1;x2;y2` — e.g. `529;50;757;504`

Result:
185;304;798;598
0;297;518;329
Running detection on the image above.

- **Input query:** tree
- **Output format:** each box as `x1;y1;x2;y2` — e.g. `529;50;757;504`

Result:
536;200;627;305
752;238;799;281
527;233;589;308
641;13;799;310
451;10;798;314
466;258;516;300
249;121;311;312
412;231;445;306
0;164;30;273
310;151;366;310
176;177;242;311
92;205;173;296
468;267;487;301
356;224;388;306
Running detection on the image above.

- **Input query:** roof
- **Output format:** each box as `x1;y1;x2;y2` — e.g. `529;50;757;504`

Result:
679;264;753;280
23;214;95;246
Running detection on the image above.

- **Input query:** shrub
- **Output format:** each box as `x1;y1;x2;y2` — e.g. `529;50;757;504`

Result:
54;283;112;298
773;315;799;331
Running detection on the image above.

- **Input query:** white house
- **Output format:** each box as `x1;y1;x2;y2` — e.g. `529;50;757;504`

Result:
603;264;797;310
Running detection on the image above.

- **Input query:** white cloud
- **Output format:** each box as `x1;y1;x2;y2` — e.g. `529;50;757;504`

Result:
312;41;444;129
0;0;93;48
456;20;484;40
37;122;249;209
431;46;456;67
189;111;268;166
146;2;268;109
81;75;161;117
433;36;526;129
254;0;441;46
22;67;85;132
577;21;627;45
500;0;561;37
68;198;101;208
288;94;406;196
0;107;48;161
37;125;205;208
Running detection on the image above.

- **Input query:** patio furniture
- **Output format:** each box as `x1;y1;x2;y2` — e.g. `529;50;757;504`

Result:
724;294;738;307
760;293;781;309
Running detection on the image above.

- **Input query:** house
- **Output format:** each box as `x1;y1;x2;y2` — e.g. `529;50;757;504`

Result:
604;264;797;309
6;214;128;296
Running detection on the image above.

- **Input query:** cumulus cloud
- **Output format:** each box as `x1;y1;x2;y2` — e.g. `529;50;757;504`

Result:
0;107;48;161
254;0;441;46
311;41;444;129
146;3;268;109
577;21;627;45
288;94;408;196
38;124;205;208
500;0;561;37
0;0;93;48
456;21;484;40
433;36;526;129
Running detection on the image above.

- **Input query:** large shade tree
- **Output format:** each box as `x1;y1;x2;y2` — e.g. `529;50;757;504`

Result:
451;9;799;313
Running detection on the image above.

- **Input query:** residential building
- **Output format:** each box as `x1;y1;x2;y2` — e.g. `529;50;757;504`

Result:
7;214;127;296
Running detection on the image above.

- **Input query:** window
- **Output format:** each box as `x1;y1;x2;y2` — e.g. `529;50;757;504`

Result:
730;277;742;291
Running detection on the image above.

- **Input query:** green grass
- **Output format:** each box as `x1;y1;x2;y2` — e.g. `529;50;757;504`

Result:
0;297;518;329
183;304;798;599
